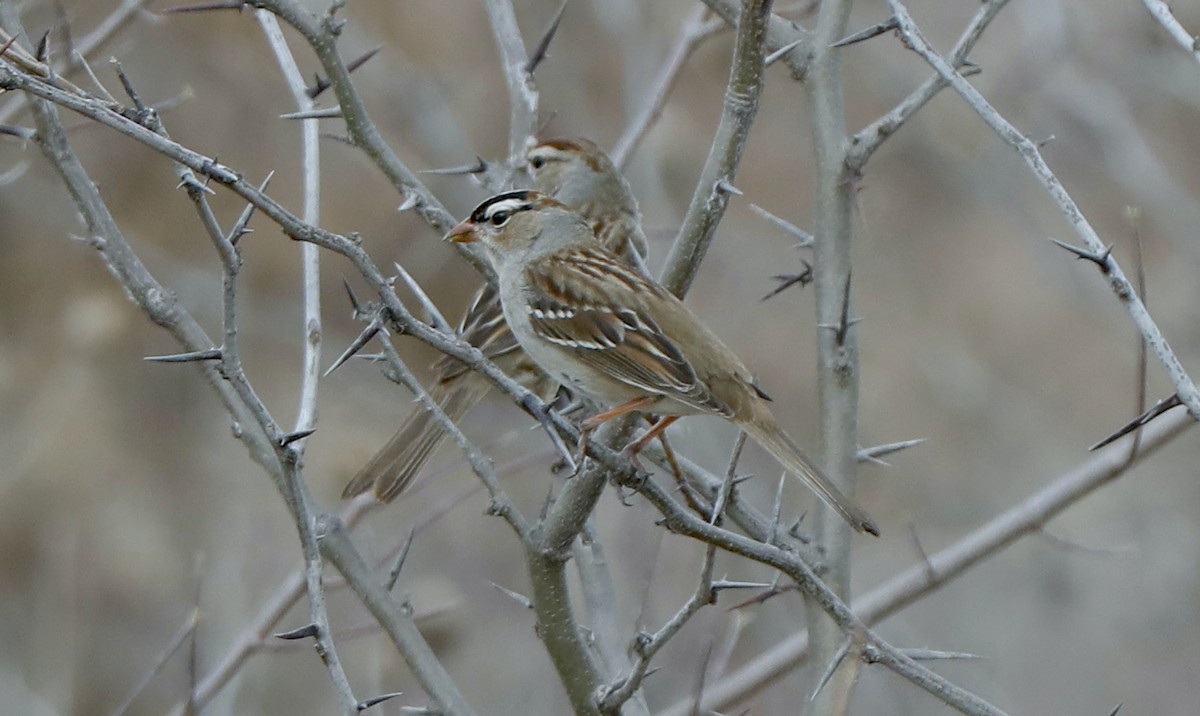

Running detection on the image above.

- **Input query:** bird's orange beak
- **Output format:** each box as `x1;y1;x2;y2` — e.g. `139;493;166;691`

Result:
445;220;477;243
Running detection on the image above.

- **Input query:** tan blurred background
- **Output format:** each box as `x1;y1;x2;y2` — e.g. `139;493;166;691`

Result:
2;0;1199;713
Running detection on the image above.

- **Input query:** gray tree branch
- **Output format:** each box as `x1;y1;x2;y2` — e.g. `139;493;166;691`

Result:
803;0;863;712
886;0;1200;423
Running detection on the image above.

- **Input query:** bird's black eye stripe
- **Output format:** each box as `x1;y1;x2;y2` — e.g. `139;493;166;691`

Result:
469;191;533;224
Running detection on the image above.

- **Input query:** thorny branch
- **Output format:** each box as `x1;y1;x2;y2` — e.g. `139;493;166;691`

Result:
598;435;743;714
885;0;1200;423
611;5;726;170
803;0;864;711
2;6;1010;715
661;0;773;297
700;0;814;80
846;0;1011;170
661;407;1194;716
484;0;540;171
9;2;1182;715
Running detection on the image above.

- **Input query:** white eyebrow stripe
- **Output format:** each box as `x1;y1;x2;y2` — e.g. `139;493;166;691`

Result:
483;197;531;220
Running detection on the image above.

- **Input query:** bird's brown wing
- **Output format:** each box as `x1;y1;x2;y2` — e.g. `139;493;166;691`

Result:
433;282;522;383
523;246;733;417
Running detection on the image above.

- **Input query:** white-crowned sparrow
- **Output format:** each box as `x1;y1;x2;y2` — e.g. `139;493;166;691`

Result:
343;138;648;502
446;190;879;536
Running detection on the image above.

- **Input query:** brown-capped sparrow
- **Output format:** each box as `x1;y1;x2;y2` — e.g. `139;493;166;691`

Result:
446;191;880;536
343;138;649;502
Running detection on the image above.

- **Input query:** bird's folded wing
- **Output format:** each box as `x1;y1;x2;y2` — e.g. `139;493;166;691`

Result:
523;247;733;417
433;283;523;383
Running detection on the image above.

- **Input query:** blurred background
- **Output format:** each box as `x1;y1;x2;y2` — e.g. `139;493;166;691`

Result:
2;0;1199;714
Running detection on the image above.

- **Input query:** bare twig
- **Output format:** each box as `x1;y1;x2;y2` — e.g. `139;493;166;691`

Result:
632;474;1007;716
177;475;495;715
639;444;821;565
319;516;479;716
370;327;531;538
253;13;352;712
8;18;282;489
0;0;151;125
700;0;814;80
611;5;725;169
1140;0;1200;65
846;0;1012;170
243;0;493;278
658;409;1193;716
5;48;1007;716
108;609;200;716
803;0;865;711
886;0;1200;422
574;524;651;716
484;0;540;172
661;0;774;297
599;545;717;714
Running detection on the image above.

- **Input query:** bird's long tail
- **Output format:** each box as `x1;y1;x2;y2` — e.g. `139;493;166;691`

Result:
744;421;880;536
342;381;485;503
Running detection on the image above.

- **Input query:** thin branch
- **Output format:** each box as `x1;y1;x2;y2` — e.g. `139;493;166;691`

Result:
657;410;1194;716
599;434;744;713
319;516;479;716
1140;0;1200;64
483;0;539;172
254;13;350;712
846;0;1011;170
599;545;717;714
4;52;1005;716
11;31;280;488
886;0;1200;421
0;64;531;417
254;9;322;439
0;0;151;125
242;0;493;278
699;0;814;80
803;0;866;711
574;524;651;716
631;474;1006;716
176;476;492;715
371;326;531;538
611;5;724;169
661;0;774;297
639;444;822;565
109;609;200;716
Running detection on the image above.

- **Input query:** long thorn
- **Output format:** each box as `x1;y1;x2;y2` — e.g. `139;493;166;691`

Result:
385;527;417;592
1089;394;1182;451
832;17;899;48
393;261;450;332
324;320;382;377
144;348;223;363
526;0;570;74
